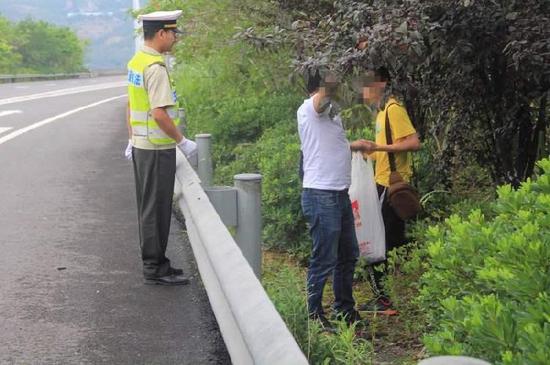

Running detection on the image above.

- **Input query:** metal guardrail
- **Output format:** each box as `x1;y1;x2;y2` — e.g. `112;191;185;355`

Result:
419;356;492;365
173;149;308;365
0;70;126;84
0;73;92;83
193;134;263;278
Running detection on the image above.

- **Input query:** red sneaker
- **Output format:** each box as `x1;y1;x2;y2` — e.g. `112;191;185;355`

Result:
358;296;399;316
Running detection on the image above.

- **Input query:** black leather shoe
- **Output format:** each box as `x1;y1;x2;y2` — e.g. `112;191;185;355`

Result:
144;274;190;286
309;313;336;333
169;267;184;275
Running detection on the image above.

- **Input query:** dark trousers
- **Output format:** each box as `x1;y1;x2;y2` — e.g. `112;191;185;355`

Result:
301;188;359;316
369;184;407;296
132;147;176;278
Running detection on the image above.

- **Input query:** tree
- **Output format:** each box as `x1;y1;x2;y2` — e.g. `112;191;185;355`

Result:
14;19;86;74
250;0;550;188
0;16;21;73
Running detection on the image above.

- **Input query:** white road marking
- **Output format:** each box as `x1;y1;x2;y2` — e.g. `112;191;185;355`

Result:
0;94;126;146
0;110;23;117
0;127;13;135
0;81;126;106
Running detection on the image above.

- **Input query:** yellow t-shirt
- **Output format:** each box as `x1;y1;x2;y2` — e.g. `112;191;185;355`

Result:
373;98;416;187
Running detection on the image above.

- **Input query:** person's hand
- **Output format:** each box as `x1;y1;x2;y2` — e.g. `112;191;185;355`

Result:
362;140;378;153
124;139;132;160
351;139;378;153
350;140;364;151
177;138;198;160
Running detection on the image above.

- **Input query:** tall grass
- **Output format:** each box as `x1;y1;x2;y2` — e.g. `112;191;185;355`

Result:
263;263;373;364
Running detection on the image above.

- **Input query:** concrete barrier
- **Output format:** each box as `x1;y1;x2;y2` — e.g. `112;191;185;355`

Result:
0;73;92;83
173;150;308;365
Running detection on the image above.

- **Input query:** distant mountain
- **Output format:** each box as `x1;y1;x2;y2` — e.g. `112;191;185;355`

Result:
0;0;136;70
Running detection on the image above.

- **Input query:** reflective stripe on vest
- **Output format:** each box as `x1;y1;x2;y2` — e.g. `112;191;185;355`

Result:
127;51;180;145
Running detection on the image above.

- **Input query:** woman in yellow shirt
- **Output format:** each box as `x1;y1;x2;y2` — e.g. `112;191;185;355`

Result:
351;67;421;314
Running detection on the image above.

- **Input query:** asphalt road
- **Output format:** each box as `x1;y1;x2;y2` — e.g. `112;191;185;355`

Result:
0;76;229;364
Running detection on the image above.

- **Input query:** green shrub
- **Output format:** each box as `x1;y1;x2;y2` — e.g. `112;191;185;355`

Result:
374;177;501;359
416;158;550;364
256;122;308;250
216;117;310;252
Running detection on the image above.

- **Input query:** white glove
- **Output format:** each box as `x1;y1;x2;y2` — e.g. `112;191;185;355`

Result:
177;138;197;158
124;139;133;160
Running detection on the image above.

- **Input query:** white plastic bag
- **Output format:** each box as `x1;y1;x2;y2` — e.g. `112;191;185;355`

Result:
349;152;386;264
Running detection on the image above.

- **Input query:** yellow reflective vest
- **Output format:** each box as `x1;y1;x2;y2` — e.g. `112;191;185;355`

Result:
127;51;180;146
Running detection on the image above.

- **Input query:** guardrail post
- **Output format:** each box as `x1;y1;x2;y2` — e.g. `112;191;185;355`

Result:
196;134;213;187
234;173;262;279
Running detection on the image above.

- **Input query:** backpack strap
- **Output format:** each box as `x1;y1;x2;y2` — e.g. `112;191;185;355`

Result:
384;103;399;172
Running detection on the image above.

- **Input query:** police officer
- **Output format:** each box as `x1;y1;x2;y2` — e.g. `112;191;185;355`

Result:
125;10;197;285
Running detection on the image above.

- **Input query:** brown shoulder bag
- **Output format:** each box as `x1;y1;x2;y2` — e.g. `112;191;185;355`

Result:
385;103;421;220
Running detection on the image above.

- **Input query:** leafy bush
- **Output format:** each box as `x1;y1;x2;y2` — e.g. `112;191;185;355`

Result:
263;262;373;364
0;16;86;74
415;158;550;364
216;117;310;252
177;46;299;146
256;122;308;250
0;16;20;73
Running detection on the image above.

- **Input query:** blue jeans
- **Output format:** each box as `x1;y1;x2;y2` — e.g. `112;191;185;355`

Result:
301;188;359;316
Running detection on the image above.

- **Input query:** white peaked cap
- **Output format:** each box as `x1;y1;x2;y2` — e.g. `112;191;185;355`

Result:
138;10;183;22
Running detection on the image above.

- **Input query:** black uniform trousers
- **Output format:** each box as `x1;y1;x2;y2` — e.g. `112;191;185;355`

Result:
132;147;176;278
368;184;407;296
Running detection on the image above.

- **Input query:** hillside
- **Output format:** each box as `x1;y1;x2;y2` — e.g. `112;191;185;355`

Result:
0;0;134;70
